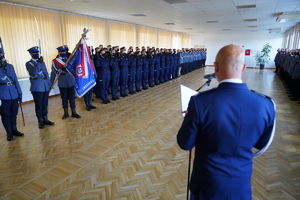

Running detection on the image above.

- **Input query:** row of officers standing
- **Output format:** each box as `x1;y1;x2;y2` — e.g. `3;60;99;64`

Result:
92;46;207;104
0;45;206;141
274;48;300;102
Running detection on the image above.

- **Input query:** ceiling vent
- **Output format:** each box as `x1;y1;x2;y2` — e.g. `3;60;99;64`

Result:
223;29;231;31
165;23;175;25
236;4;256;9
163;0;188;4
185;28;193;30
248;26;257;28
130;14;146;17
244;19;257;22
206;21;219;23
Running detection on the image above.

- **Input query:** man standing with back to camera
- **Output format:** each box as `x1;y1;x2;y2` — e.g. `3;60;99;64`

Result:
177;45;275;200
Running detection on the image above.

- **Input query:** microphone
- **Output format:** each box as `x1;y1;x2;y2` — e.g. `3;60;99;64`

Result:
204;73;215;79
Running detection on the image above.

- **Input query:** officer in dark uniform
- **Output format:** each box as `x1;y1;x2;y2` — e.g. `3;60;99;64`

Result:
109;49;120;100
0;48;24;141
118;49;129;97
26;46;55;129
154;50;161;85
128;51;137;94
141;50;149;90
160;49;166;83
148;51;155;87
83;48;97;111
94;49;111;104
50;46;81;119
135;51;143;92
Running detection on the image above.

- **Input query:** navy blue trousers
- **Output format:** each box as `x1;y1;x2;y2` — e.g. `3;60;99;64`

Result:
84;87;94;105
32;91;49;118
1;98;18;128
59;86;76;109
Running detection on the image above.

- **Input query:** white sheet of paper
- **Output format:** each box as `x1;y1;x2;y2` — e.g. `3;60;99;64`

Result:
180;84;198;117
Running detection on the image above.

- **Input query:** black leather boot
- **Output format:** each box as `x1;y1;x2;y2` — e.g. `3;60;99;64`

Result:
62;108;69;119
38;118;45;129
85;102;91;111
89;103;97;109
11;126;24;136
43;116;55;125
5;126;13;141
71;108;81;118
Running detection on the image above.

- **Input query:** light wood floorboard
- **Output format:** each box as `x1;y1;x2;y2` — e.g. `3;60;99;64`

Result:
0;67;299;200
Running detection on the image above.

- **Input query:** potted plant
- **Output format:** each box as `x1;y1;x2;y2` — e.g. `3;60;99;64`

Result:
254;43;272;69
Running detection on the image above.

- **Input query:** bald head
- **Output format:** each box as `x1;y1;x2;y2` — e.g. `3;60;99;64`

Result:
214;45;246;82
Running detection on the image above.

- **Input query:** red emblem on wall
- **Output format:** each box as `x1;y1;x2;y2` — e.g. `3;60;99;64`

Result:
245;49;250;56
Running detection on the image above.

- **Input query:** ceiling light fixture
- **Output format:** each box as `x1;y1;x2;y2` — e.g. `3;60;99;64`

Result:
165;23;175;25
276;11;300;23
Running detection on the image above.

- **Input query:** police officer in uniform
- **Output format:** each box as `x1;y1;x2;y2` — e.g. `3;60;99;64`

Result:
26;46;54;128
0;48;24;141
50;46;81;119
177;45;275;200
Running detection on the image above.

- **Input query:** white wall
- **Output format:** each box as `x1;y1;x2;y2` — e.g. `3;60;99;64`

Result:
18;78;60;102
191;33;283;68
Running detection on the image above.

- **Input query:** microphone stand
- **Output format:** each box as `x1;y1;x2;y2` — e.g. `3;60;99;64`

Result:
196;78;212;92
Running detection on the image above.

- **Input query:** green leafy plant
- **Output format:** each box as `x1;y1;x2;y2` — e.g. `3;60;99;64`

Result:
254;43;272;66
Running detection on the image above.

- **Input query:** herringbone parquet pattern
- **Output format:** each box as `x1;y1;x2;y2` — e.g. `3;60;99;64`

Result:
0;67;299;200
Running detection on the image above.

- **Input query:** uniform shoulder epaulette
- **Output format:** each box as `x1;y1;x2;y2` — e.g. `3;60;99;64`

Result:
251;90;272;100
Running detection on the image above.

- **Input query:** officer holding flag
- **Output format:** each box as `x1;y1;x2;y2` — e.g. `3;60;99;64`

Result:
50;46;81;119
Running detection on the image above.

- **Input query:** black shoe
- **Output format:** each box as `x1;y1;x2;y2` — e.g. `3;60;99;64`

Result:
112;97;117;100
290;97;299;101
149;85;154;87
125;94;128;96
106;100;111;103
89;104;97;109
11;126;24;136
116;96;120;99
145;87;149;90
129;92;135;94
71;108;81;118
38;118;45;129
43;116;55;125
102;100;108;104
142;87;147;90
62;108;69;119
86;106;91;111
121;94;126;97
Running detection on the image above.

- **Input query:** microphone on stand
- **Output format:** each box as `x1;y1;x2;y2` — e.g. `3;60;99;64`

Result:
204;73;215;79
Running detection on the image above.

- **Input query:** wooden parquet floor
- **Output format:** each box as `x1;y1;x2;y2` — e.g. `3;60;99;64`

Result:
0;68;299;200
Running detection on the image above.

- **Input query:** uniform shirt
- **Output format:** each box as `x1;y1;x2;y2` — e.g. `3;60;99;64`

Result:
177;81;275;199
25;59;51;92
50;57;76;88
0;63;22;100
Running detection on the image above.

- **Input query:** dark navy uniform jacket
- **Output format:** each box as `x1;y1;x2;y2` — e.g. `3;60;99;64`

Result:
0;63;22;100
25;59;50;92
177;82;275;200
50;58;76;88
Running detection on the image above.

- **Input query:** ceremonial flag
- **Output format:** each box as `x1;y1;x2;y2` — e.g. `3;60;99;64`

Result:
65;38;96;98
180;84;198;117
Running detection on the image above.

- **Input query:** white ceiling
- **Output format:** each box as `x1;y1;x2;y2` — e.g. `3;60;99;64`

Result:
1;0;300;34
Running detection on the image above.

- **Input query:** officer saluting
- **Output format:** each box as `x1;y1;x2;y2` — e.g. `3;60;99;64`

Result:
26;46;54;129
50;46;81;119
0;48;24;141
